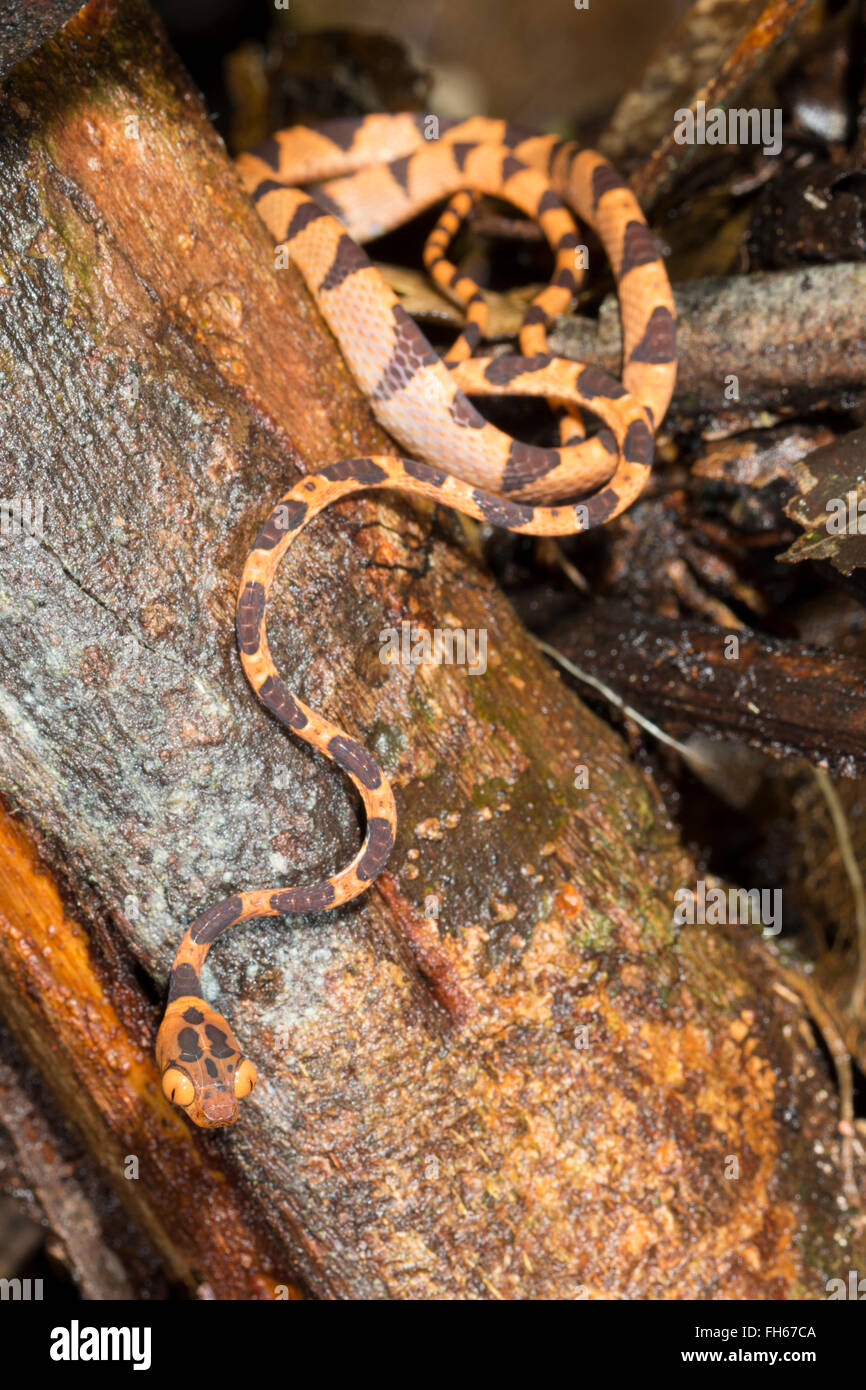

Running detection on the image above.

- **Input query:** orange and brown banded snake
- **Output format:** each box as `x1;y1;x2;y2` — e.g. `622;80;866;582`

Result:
155;114;677;1127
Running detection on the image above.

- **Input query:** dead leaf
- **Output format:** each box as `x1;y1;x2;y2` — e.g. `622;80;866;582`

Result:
779;427;866;573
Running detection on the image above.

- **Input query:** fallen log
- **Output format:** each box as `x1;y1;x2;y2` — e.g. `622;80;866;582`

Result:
598;0;772;170
621;0;817;208
0;809;302;1298
549;262;866;418
0;1020;163;1299
543;600;866;777
0;0;862;1299
0;0;81;77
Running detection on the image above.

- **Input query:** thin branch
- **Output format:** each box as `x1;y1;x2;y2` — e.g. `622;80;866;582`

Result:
535;637;696;758
812;767;866;1017
773;966;862;1213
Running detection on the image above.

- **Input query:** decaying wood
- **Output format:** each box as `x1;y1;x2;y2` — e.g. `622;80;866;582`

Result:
0;1021;160;1299
0;813;302;1298
544;600;866;778
0;0;863;1299
623;0;817;209
0;0;81;78
598;0;771;169
779;426;866;574
549;263;866;418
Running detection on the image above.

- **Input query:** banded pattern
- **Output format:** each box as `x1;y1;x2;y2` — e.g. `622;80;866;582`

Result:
156;114;677;1127
236;114;676;501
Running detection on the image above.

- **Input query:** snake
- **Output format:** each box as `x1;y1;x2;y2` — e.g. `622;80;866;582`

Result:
155;114;677;1127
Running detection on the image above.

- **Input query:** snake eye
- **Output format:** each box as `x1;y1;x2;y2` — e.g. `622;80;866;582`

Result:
234;1058;257;1099
162;1067;194;1107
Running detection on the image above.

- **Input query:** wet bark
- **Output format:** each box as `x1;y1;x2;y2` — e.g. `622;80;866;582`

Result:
615;0;817;209
545;601;866;778
0;0;82;77
549;263;866;418
0;0;862;1299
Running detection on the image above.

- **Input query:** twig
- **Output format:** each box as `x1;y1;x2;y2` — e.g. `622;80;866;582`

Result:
536;539;589;593
535;637;698;759
629;0;817;209
543;602;866;778
599;0;769;168
812;768;866;1016
773;965;862;1213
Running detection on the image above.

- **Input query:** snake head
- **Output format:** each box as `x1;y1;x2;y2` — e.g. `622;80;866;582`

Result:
155;997;257;1128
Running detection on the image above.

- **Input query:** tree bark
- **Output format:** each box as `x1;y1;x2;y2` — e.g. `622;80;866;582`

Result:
545;600;866;777
0;0;81;77
0;0;861;1299
549;263;866;417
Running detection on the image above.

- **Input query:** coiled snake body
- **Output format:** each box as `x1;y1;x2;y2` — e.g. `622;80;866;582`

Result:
155;114;677;1126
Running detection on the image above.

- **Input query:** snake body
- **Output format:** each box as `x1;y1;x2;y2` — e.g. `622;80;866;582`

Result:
155;114;677;1127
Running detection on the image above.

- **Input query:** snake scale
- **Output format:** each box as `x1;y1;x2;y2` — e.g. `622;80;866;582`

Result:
155;114;677;1127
